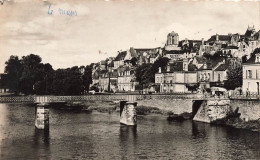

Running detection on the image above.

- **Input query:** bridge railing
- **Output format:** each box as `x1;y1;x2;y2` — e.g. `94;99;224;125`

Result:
229;92;260;100
0;96;35;103
0;93;233;104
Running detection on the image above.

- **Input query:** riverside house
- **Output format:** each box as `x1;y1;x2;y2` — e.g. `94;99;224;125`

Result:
242;53;260;95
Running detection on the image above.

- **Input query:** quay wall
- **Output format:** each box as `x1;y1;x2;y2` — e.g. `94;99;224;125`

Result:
193;99;260;123
230;99;260;121
136;99;193;114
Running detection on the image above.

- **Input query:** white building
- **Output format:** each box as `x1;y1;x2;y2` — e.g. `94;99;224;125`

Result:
242;53;260;95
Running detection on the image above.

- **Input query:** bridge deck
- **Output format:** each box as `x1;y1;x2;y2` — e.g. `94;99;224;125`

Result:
0;94;258;104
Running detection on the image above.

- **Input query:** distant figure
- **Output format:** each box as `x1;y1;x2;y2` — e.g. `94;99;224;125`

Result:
239;89;242;95
246;88;249;97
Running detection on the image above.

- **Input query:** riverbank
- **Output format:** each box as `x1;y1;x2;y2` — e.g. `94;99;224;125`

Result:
212;114;260;132
65;100;260;132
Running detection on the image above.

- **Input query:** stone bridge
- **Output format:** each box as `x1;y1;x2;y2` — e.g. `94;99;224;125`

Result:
0;94;232;104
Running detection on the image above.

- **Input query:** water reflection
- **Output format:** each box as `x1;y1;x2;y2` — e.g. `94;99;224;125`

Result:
192;121;207;139
119;125;138;159
119;125;137;140
1;103;260;159
33;128;50;146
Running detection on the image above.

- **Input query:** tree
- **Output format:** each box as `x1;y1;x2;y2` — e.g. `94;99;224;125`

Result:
224;61;242;90
20;54;43;94
4;56;23;94
82;65;93;93
135;63;153;91
34;63;54;95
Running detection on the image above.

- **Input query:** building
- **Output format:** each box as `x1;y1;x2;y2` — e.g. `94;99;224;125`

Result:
165;31;181;51
242;53;260;95
117;67;136;92
211;62;229;87
155;59;197;93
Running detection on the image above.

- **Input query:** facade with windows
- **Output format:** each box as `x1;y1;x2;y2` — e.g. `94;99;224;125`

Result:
155;61;197;93
242;53;260;95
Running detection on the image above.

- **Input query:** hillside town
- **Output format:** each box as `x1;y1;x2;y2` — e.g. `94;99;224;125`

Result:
0;26;260;96
89;26;260;95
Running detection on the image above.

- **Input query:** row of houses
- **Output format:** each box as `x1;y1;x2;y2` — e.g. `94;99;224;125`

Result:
91;26;260;94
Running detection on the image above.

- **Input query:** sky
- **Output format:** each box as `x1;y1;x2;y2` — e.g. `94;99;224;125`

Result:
0;0;259;72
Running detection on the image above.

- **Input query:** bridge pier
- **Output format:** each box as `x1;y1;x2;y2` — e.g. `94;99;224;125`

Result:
120;101;137;126
35;103;49;130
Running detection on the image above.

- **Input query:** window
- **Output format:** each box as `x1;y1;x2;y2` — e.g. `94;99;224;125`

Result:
248;70;252;79
218;74;221;82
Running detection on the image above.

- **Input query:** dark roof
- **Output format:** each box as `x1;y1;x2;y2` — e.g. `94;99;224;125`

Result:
164;50;183;55
188;64;197;71
108;61;114;67
224;46;238;49
207;35;231;42
115;51;127;61
245;28;255;38
194;56;207;63
172;61;183;71
244;51;260;64
215;63;229;71
199;63;213;70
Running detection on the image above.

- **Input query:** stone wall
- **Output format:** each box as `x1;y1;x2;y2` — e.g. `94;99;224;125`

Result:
230;99;260;121
193;100;231;123
193;99;260;123
137;99;193;114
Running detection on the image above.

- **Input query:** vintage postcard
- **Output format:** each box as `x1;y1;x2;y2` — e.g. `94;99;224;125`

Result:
0;0;260;159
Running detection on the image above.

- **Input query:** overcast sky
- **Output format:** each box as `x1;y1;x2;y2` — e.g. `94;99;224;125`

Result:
0;0;259;72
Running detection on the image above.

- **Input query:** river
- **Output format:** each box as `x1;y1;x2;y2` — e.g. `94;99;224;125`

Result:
0;103;260;159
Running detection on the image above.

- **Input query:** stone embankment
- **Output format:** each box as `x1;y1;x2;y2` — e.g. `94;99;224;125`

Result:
193;99;260;132
63;97;260;132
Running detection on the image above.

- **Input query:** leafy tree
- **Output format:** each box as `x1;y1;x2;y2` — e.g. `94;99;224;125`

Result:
19;54;43;94
34;63;54;95
4;56;23;94
224;61;242;90
63;66;84;95
82;65;93;93
135;63;153;91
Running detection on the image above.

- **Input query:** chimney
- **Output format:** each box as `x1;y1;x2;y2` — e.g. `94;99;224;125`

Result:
159;67;161;73
202;38;204;45
203;63;207;69
167;65;170;72
255;53;260;63
216;34;219;41
159;48;162;55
